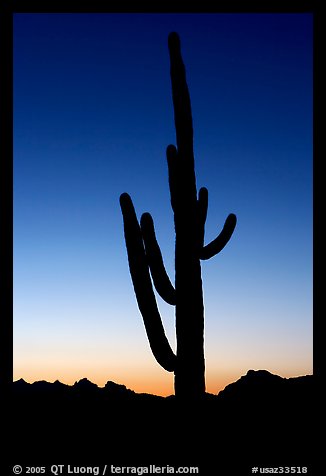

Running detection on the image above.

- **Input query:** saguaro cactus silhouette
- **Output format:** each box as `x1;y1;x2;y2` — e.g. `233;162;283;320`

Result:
120;32;236;399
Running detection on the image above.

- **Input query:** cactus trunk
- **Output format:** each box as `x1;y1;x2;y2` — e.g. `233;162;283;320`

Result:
175;235;205;398
120;33;236;400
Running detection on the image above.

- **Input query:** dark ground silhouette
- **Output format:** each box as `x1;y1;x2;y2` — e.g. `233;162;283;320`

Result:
12;370;315;472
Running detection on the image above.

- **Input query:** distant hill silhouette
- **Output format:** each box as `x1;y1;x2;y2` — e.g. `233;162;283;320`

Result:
13;369;313;405
217;369;313;405
11;370;315;472
13;376;163;401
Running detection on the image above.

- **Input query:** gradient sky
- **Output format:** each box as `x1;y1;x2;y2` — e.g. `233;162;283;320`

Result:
13;13;313;396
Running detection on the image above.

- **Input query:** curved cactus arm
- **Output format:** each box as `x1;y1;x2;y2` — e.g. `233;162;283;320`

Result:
200;213;237;260
197;187;208;248
140;212;176;306
120;193;176;372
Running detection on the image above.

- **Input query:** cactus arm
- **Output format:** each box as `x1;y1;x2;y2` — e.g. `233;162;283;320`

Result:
200;213;237;260
197;187;208;248
140;212;176;306
119;193;176;372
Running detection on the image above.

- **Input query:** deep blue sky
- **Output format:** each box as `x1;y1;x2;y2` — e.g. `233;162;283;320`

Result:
13;13;312;395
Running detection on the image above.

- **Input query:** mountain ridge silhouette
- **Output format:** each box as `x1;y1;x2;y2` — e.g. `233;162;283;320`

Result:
13;369;313;402
11;369;315;469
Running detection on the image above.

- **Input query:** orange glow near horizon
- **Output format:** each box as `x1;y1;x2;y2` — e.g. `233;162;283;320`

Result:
13;325;313;396
13;362;313;396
